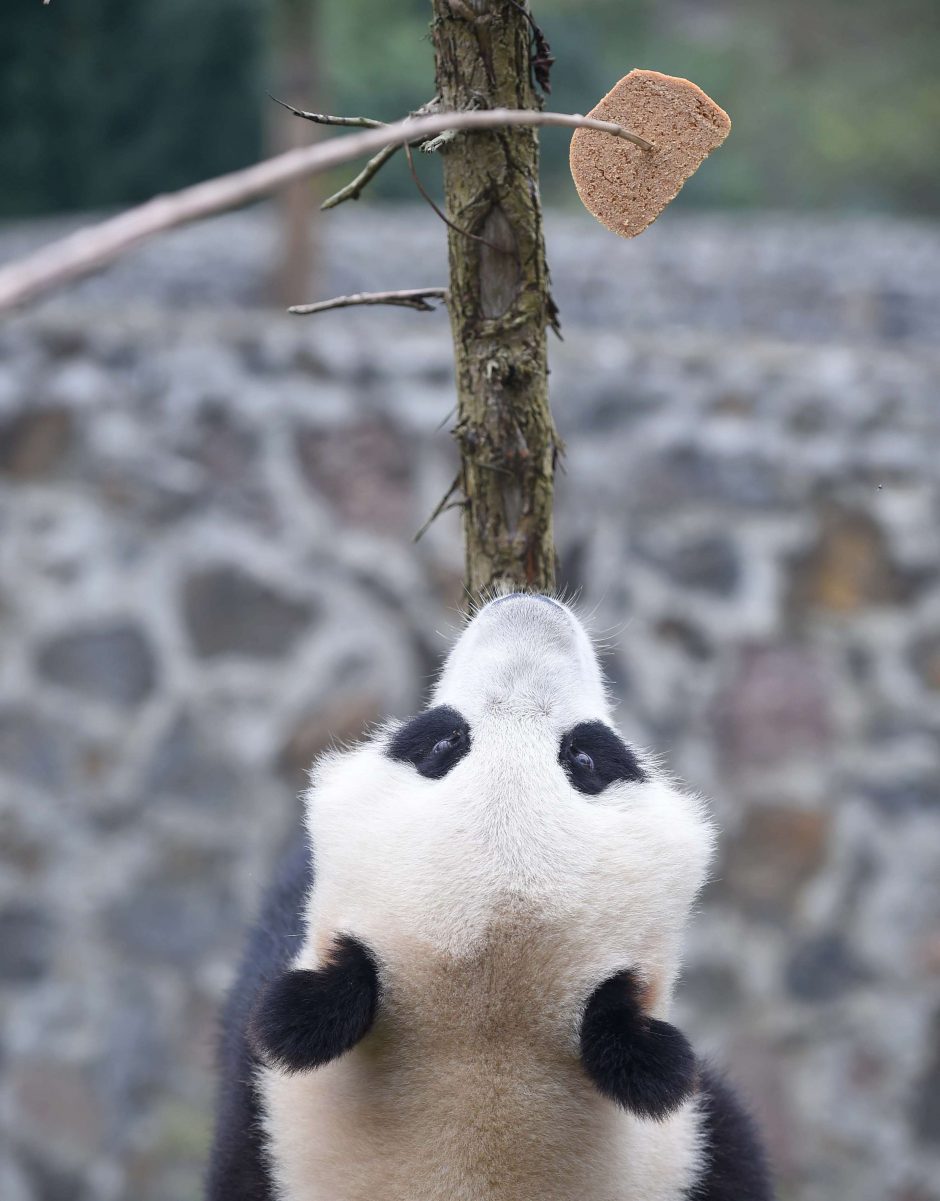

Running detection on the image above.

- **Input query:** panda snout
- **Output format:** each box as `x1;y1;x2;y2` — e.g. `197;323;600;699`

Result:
479;593;572;632
433;590;608;717
478;592;576;648
488;592;564;610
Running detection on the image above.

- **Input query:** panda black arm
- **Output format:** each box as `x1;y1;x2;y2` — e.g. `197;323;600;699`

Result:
207;835;312;1201
689;1065;775;1200
579;968;697;1121
250;935;380;1073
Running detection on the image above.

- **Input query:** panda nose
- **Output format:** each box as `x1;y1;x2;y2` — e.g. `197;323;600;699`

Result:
488;593;563;609
434;589;607;716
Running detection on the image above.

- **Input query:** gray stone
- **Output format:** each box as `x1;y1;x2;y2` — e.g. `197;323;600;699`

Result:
635;444;787;511
182;566;314;659
636;534;742;596
722;806;830;921
654;617;713;661
866;775;939;816
785;933;873;1002
912;1010;940;1146
578;383;660;432
11;1058;104;1152
17;1153;88;1201
877;289;916;341
144;712;241;808
788;398;830;436
0;706;68;790
910;634;940;692
5;210;940;346
37;323;88;360
106;853;238;965
187;405;256;487
278;692;383;793
94;979;167;1132
36;622;157;706
0;808;48;876
0;1160;33;1201
0;905;55;982
236;330;303;376
678;963;743;1017
556;538;588;600
716;645;831;769
789;505;920;616
295;419;414;534
0;210;937;1201
0;409;73;479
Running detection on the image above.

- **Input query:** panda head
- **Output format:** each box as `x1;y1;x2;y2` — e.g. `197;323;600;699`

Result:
254;594;715;1118
304;592;713;954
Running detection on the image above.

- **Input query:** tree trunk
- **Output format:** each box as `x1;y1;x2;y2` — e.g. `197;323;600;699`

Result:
269;0;321;307
430;0;558;598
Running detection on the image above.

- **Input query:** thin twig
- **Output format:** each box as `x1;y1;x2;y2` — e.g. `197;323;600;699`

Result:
414;474;463;543
320;143;401;210
507;0;555;95
0;107;654;313
289;288;449;316
273;94;394;214
267;94;385;129
403;141;504;252
321;97;440;211
421;95;482;154
421;129;458;154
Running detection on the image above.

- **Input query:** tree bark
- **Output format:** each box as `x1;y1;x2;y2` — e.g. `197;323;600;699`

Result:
269;0;321;307
430;0;558;597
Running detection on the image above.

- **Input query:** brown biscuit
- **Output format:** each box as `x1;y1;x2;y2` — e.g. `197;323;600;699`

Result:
570;69;731;238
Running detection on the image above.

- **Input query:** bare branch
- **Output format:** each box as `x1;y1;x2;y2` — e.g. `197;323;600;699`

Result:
413;473;463;543
266;94;385;129
288;288;448;315
421;129;458;153
320;143;401;210
402;141;508;255
420;95;480;154
508;0;555;95
0;107;654;313
321;97;441;211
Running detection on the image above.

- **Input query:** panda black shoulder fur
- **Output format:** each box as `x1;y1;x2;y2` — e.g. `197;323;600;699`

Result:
208;594;773;1201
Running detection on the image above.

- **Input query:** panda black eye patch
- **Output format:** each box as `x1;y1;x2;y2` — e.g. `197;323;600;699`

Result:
560;721;646;795
387;705;471;779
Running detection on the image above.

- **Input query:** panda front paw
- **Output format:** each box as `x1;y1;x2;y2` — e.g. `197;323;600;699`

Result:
579;969;696;1121
250;934;380;1074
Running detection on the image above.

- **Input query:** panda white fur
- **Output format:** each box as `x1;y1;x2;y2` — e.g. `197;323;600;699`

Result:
207;593;772;1201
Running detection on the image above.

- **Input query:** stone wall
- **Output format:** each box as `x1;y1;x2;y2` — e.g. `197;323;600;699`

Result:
0;207;938;1201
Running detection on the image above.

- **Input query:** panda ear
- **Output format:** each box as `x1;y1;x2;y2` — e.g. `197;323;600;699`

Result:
250;935;380;1073
579;969;696;1120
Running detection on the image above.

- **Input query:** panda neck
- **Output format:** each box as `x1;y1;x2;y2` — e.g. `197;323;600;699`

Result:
260;916;704;1201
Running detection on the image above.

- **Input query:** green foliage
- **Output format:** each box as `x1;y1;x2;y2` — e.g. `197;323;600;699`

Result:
323;0;434;123
524;0;940;212
0;0;265;216
0;0;937;216
320;0;939;214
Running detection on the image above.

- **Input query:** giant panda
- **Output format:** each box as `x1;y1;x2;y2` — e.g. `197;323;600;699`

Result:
207;592;772;1201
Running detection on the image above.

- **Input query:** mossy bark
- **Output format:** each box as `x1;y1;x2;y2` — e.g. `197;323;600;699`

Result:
430;0;559;598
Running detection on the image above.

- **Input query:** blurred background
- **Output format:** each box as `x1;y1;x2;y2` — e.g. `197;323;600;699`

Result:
1;2;938;1199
